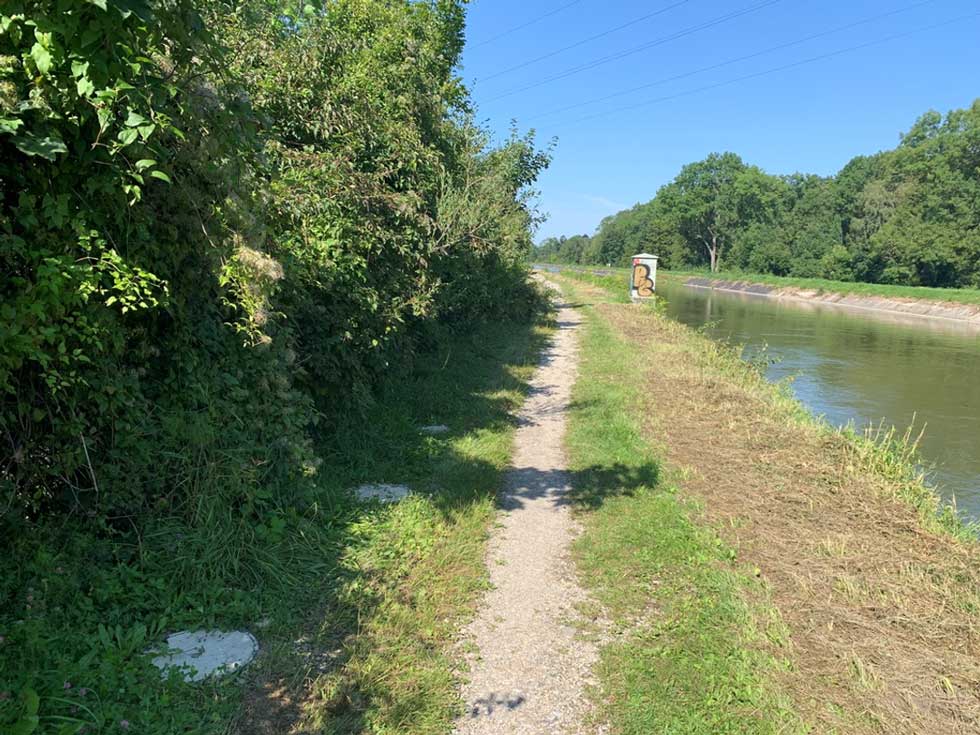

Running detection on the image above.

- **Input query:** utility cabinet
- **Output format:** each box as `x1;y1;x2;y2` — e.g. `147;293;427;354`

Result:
630;253;658;300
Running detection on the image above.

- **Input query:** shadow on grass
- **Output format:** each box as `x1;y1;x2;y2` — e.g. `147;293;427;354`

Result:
237;302;658;734
235;314;556;735
496;462;659;513
570;462;660;509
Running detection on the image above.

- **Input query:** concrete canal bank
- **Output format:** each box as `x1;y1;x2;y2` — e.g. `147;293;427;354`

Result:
683;276;980;327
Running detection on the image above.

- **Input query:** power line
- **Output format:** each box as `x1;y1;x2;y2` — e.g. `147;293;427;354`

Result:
548;11;980;131
473;1;586;48
526;0;937;122
486;0;783;102
478;0;691;81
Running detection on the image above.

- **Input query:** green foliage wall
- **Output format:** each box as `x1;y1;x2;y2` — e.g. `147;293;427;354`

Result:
538;99;980;287
1;0;549;531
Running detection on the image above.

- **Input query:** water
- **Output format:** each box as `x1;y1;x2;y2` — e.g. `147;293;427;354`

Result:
657;279;980;521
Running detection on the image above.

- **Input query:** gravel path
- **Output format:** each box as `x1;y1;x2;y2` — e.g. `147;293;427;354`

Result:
455;288;601;735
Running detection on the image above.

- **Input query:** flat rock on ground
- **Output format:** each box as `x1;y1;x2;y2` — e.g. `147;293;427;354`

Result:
151;630;258;682
354;483;410;503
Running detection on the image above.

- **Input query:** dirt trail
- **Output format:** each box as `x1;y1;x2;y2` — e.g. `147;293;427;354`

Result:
455;287;600;735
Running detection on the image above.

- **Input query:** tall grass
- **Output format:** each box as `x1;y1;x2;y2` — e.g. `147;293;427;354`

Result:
842;421;978;541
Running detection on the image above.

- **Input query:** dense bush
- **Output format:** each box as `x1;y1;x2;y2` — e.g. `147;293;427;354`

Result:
1;0;549;525
537;99;980;288
1;2;548;728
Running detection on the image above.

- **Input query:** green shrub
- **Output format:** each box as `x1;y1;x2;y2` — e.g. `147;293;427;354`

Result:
2;0;548;522
2;2;549;731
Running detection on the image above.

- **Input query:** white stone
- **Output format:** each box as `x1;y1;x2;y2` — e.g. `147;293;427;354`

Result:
355;483;410;504
419;425;450;435
151;630;258;682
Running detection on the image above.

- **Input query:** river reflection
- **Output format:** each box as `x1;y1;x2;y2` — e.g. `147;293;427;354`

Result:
658;280;980;522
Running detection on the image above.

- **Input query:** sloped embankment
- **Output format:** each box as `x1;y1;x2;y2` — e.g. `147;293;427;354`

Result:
685;277;980;326
561;273;980;734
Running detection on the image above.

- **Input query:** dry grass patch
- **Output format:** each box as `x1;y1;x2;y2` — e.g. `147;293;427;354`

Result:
576;280;980;734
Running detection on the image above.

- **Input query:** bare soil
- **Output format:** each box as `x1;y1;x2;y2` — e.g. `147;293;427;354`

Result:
591;293;980;734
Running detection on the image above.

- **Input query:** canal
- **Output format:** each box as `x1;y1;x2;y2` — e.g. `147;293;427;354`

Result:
657;278;980;522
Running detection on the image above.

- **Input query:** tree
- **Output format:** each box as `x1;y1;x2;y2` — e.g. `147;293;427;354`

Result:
667;153;746;272
546;100;980;288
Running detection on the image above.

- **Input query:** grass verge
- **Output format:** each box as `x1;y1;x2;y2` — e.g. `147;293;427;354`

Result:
536;262;980;306
557;273;980;732
662;268;980;306
1;311;551;735
560;279;806;734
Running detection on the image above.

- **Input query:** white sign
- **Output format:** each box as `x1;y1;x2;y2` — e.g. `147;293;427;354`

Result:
630;253;658;299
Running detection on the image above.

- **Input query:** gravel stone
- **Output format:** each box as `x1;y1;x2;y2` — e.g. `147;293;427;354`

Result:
455;288;602;734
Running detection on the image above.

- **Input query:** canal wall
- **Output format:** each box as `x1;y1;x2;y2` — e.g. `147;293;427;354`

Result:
683;277;980;327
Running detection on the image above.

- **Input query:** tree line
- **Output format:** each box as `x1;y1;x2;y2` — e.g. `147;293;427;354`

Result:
1;0;549;526
537;99;980;288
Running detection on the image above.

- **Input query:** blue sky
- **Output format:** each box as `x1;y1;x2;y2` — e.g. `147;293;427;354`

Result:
460;0;980;241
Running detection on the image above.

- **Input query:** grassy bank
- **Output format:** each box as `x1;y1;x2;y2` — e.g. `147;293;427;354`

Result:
561;280;805;734
558;267;971;539
1;312;550;735
661;268;980;306
557;272;980;732
536;262;980;306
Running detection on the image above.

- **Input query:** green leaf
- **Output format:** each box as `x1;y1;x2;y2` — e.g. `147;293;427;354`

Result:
96;106;112;131
149;169;171;183
0;117;23;135
134;158;156;171
76;76;95;97
137;123;155;141
8;19;22;47
125;110;149;127
80;26;102;48
23;688;39;716
30;42;52;75
117;127;138;146
71;61;95;96
13;133;67;160
109;0;154;22
9;715;38;735
87;0;108;9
